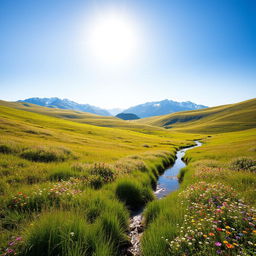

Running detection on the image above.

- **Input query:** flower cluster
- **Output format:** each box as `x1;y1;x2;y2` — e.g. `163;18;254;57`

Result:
194;166;227;181
1;236;22;256
167;182;256;255
8;178;82;211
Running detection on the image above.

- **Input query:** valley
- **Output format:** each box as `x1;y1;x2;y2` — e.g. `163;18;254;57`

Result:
0;98;255;256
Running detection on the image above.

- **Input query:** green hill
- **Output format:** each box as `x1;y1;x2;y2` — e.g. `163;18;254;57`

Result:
135;98;256;133
0;100;166;134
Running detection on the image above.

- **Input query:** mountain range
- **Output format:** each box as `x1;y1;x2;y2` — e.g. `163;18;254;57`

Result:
19;97;207;118
123;99;207;118
18;97;111;116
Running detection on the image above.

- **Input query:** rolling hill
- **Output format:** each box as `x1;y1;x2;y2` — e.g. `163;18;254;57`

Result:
135;98;256;133
0;100;177;136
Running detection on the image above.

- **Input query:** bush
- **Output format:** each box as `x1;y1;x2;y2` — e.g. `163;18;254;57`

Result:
88;175;104;189
89;163;117;183
230;157;256;172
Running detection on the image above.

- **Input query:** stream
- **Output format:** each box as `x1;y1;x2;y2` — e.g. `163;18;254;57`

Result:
126;141;202;256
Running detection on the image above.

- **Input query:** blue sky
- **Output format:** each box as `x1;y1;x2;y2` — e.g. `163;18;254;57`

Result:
0;0;255;108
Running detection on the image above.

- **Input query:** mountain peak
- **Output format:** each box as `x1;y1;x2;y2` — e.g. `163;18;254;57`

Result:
123;99;207;118
18;97;111;116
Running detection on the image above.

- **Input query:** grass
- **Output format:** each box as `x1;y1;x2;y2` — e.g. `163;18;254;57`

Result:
0;99;255;255
141;128;256;255
0;101;194;254
136;98;256;133
115;178;154;210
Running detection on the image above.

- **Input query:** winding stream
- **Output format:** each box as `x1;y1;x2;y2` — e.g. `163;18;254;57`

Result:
127;141;202;256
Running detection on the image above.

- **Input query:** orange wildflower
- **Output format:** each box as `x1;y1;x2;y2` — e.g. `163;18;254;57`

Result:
226;244;234;249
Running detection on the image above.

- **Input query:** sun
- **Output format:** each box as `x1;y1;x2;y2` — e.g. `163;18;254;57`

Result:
87;11;138;67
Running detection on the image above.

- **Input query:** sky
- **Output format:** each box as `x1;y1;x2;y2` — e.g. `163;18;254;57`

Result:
0;0;256;109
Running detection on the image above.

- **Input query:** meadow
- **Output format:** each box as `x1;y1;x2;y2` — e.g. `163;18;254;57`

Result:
142;129;256;256
0;99;255;256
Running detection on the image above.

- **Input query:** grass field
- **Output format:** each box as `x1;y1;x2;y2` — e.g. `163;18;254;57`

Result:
0;99;255;256
136;98;256;133
142;128;256;255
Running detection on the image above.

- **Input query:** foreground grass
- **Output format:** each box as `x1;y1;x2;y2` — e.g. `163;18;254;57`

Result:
1;101;255;255
142;128;256;255
0;103;197;255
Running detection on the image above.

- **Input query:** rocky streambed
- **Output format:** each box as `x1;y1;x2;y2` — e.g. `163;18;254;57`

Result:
125;141;202;256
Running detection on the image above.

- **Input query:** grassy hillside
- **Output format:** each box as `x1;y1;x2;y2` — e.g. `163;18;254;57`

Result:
142;128;256;255
0;102;198;254
136;98;256;133
0;100;166;134
0;99;255;256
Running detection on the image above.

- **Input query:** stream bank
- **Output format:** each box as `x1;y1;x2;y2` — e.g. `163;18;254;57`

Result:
126;141;202;256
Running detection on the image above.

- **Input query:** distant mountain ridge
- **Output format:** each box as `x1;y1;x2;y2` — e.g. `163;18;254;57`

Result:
18;97;207;118
18;97;111;116
123;99;207;118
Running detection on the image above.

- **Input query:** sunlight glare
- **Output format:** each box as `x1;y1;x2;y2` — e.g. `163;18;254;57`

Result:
87;10;138;68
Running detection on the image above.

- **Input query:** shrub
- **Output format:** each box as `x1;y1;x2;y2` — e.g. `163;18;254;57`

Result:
230;157;256;172
88;163;117;183
88;175;104;189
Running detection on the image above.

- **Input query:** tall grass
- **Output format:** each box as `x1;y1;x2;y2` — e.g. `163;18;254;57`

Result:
141;129;256;255
115;178;154;210
22;211;116;256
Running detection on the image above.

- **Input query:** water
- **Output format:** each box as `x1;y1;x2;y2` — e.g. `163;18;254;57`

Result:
127;140;202;255
155;141;202;198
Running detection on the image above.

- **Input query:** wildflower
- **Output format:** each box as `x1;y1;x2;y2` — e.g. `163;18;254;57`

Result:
223;240;228;244
226;243;234;248
209;232;215;236
215;242;222;247
70;232;75;236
